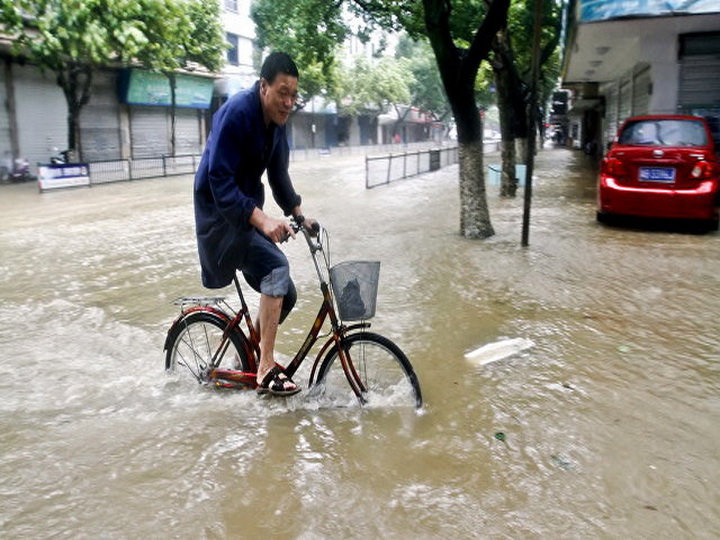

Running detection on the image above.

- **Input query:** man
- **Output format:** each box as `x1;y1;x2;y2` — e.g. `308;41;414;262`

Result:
193;52;313;396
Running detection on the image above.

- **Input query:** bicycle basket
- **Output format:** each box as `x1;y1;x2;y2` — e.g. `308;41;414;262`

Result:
329;260;380;320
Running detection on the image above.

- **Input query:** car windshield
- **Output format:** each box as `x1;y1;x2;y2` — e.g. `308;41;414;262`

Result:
618;119;708;147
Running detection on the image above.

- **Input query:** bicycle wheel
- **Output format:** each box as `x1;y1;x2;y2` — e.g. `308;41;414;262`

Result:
165;311;251;385
315;332;422;408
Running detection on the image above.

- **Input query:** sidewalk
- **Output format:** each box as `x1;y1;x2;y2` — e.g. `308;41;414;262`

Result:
0;143;599;208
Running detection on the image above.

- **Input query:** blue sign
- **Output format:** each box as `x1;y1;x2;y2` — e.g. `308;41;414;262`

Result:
580;0;720;22
118;69;214;109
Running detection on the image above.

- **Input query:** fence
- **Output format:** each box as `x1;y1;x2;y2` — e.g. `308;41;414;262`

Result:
364;140;502;189
35;139;502;190
365;146;459;189
87;154;201;185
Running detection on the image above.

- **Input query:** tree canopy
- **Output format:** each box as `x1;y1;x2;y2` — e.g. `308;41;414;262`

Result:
251;0;512;238
0;0;226;158
251;0;348;99
338;55;413;117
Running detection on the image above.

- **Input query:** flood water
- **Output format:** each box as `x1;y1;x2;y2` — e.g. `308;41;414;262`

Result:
1;147;719;537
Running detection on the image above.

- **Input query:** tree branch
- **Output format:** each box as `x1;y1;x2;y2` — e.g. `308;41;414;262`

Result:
465;0;510;79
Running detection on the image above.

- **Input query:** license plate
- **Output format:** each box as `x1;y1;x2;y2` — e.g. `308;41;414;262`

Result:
639;167;675;182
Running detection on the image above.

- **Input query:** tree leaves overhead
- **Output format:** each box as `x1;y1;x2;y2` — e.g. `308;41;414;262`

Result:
0;0;226;155
395;35;448;119
251;0;348;97
339;55;413;116
0;0;226;73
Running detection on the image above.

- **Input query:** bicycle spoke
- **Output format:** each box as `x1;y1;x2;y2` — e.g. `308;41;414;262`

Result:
316;332;422;408
165;312;250;386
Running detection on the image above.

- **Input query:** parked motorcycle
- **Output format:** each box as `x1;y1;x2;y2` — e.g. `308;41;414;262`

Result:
49;147;71;165
0;153;31;183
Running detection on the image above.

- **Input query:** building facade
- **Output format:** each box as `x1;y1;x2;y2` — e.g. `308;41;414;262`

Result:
0;1;438;174
560;0;720;156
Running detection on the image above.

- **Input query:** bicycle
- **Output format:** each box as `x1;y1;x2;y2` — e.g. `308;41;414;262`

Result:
163;216;423;409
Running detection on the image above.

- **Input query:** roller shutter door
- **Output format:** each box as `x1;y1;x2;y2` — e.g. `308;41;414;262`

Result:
130;106;169;158
679;55;720;109
618;77;632;124
14;64;67;170
632;67;651;116
604;84;619;141
174;108;201;155
80;70;121;161
679;33;720;110
0;63;10;158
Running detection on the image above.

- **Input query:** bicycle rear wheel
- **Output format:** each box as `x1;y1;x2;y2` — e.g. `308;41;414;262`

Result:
165;311;251;385
315;332;422;409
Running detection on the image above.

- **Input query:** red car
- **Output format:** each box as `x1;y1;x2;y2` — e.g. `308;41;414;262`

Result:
597;114;719;231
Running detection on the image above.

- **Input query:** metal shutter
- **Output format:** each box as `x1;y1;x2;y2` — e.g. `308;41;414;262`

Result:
80;70;121;161
619;77;632;123
14;64;67;169
679;55;720;109
174;108;201;155
130;106;169;158
604;83;619;141
0;62;10;160
632;66;651;116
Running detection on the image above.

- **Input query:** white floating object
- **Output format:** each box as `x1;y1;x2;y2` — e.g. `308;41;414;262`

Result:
464;337;535;366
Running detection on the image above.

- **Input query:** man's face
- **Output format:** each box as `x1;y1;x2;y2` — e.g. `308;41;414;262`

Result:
260;74;298;126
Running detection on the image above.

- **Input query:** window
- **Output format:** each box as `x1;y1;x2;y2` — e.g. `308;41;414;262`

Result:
226;34;239;66
224;0;238;13
619;119;708;147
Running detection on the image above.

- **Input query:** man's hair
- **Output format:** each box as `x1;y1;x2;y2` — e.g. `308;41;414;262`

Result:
260;52;299;83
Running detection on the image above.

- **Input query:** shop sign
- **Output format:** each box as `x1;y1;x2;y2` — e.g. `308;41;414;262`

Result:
119;69;214;109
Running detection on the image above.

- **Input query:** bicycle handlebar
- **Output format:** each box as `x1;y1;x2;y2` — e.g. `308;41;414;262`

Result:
286;215;323;254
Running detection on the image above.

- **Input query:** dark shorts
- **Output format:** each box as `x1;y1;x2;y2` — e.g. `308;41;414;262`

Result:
241;230;297;322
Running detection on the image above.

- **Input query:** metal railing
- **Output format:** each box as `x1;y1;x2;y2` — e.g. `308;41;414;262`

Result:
363;140;502;189
36;139;502;190
87;154;201;185
365;146;459;189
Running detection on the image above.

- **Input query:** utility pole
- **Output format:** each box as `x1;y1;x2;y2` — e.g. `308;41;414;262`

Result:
522;0;543;247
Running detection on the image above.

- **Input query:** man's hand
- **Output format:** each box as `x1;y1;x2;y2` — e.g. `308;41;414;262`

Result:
251;208;294;243
303;217;320;237
265;216;295;243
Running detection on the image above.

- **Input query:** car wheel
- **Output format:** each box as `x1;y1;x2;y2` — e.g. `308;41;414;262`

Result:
596;211;612;225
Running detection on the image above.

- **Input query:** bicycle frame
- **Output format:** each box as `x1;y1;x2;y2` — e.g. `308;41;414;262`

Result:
166;221;372;400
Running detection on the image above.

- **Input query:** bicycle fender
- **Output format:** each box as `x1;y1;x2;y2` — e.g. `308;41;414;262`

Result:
307;325;369;385
308;336;339;386
163;306;233;352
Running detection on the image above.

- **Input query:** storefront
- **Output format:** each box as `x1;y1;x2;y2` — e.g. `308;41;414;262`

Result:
118;69;214;158
678;32;720;147
562;2;720;153
0;62;215;175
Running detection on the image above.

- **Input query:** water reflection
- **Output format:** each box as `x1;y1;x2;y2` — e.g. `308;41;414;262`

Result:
0;148;718;536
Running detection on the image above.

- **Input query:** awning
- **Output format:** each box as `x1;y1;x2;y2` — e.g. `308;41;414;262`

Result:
568;97;603;114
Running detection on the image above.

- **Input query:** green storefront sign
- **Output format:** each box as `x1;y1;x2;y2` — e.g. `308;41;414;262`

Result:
120;69;214;109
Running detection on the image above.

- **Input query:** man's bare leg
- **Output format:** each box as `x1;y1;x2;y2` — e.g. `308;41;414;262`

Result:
256;293;297;391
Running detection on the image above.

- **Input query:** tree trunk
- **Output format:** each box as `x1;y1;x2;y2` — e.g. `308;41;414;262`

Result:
451;89;494;238
169;73;177;157
516;137;528;163
458;138;494;238
422;0;510;239
495;66;517;198
58;64;92;162
67;103;81;162
4;60;19;161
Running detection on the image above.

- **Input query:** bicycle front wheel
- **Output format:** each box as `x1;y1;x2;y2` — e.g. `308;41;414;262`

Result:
316;332;422;409
165;311;250;385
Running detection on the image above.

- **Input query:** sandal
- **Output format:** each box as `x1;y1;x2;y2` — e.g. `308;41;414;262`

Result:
256;366;301;397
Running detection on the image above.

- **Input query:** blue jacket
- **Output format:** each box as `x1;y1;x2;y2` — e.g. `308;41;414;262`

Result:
193;81;301;289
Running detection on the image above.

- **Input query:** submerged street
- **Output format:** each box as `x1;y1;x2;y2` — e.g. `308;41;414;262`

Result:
1;146;718;537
